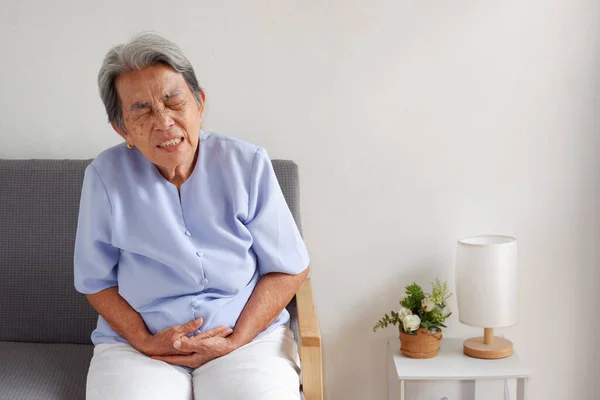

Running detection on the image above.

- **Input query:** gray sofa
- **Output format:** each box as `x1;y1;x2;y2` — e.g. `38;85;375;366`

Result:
0;158;322;400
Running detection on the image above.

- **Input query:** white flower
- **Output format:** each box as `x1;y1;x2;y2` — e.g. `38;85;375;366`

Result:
402;315;421;332
398;307;412;320
422;297;436;312
442;305;451;318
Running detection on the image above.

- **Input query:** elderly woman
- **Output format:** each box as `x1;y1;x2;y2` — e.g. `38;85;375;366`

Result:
74;33;309;400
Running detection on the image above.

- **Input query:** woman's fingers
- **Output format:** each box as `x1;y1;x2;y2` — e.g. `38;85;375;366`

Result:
216;328;234;338
175;318;203;335
173;326;233;350
202;325;232;338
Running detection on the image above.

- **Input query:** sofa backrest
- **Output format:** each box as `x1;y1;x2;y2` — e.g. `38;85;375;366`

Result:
0;158;303;344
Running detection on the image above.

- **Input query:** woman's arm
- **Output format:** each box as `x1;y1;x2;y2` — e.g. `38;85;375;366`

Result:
85;287;151;348
228;268;309;347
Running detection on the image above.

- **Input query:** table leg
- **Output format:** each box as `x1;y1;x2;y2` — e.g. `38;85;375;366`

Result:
400;380;405;400
474;380;481;400
517;378;528;400
387;341;401;400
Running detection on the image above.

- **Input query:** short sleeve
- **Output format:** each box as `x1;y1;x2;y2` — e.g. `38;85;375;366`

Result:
245;147;310;276
74;165;120;294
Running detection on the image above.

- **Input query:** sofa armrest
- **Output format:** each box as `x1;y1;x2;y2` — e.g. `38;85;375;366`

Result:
296;278;323;400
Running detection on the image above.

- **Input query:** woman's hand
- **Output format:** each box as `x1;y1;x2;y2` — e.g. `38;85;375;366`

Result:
150;330;238;368
136;318;232;357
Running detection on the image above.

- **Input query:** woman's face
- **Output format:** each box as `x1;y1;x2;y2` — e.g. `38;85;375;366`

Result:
113;64;205;177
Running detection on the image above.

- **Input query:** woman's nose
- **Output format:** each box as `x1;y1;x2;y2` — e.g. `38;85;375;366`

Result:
153;108;174;131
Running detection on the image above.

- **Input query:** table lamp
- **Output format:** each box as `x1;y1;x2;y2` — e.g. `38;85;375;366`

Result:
455;235;518;359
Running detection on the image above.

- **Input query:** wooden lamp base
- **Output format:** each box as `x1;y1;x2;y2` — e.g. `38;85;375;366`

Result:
463;328;513;359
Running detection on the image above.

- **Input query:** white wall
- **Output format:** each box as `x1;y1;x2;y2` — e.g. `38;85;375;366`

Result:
2;1;599;399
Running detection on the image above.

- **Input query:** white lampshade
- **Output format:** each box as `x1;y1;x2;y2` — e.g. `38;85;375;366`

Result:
456;235;518;328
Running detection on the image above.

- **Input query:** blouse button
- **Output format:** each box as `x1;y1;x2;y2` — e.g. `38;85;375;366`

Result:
196;251;203;258
185;230;191;236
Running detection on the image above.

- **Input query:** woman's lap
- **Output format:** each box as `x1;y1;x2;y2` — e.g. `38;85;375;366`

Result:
86;343;192;400
192;326;301;400
86;327;301;400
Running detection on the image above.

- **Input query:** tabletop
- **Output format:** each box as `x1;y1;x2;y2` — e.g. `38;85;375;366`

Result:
388;337;531;381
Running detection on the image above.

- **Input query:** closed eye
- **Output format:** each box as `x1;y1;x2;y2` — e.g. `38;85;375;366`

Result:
166;100;185;109
131;102;151;112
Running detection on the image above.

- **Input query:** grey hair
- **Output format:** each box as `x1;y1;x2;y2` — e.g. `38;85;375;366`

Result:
98;32;203;132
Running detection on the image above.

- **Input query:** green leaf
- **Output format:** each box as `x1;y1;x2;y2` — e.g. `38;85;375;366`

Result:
420;321;432;328
430;278;452;307
405;283;424;297
373;310;402;332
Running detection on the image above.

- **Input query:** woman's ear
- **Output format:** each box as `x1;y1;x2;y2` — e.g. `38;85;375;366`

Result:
198;90;206;115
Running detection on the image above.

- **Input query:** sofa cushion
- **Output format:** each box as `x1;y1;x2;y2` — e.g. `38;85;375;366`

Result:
0;159;98;344
0;341;92;400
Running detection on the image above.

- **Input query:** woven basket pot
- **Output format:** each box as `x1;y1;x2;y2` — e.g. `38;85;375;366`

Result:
399;327;442;359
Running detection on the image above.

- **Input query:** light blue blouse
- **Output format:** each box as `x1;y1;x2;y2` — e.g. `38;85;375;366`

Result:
74;132;310;345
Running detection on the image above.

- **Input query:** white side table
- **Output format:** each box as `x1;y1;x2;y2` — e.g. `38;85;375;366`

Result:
388;337;530;400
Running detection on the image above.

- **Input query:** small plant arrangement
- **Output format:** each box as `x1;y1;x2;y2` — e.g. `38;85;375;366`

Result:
374;278;452;335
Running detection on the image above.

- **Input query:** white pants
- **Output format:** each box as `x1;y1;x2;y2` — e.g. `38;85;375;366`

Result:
86;326;301;400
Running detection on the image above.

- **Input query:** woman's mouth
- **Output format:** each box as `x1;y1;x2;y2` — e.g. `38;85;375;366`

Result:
158;137;184;148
